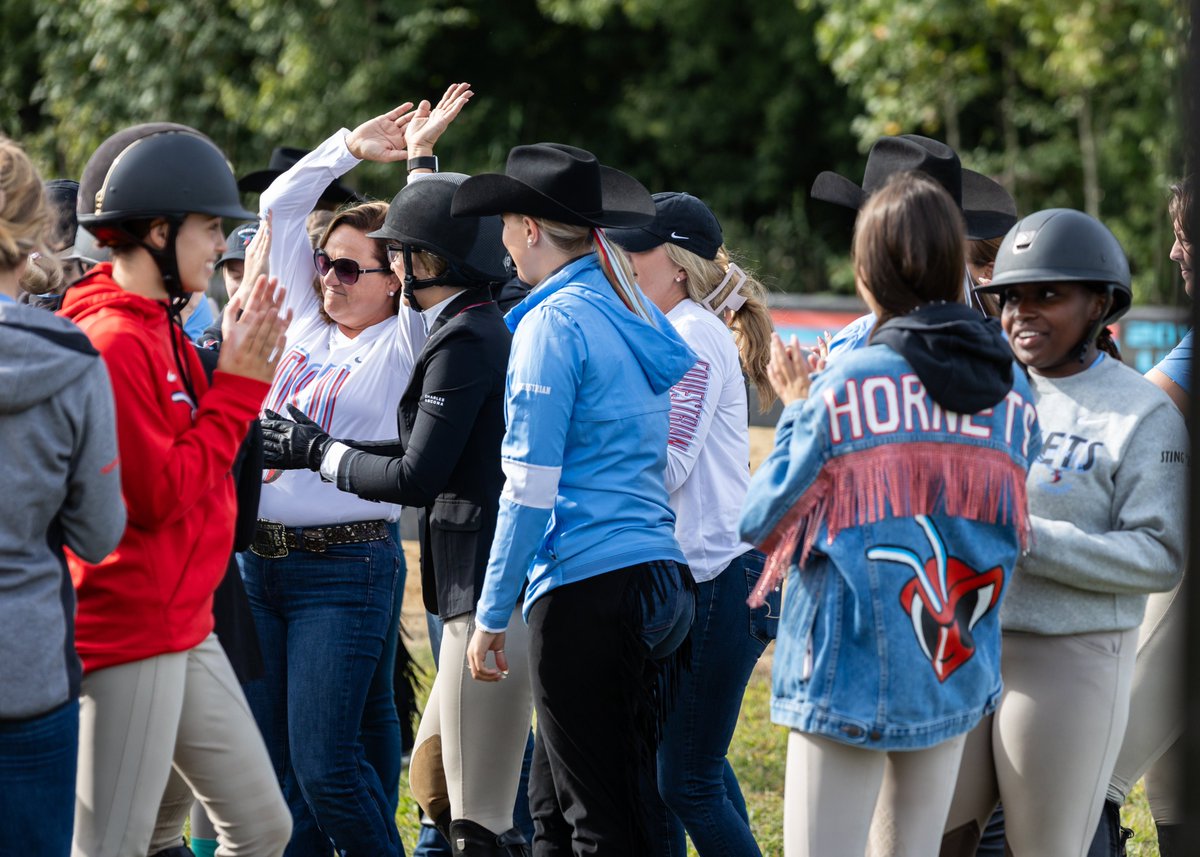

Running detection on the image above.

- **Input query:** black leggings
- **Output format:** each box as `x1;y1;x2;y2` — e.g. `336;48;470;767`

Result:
526;561;691;856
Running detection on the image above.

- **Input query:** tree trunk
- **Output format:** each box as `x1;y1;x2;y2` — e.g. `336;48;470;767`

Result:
1000;41;1019;202
943;87;960;153
1078;93;1100;217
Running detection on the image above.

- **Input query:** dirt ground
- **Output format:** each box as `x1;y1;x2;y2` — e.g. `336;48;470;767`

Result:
400;425;780;652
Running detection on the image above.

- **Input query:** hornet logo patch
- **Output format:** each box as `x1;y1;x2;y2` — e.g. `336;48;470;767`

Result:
867;516;1003;682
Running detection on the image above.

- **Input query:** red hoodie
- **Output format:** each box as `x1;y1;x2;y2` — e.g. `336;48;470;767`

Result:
59;265;269;672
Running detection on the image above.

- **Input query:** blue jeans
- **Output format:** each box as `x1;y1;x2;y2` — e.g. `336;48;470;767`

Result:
413;611;536;857
656;551;779;856
242;534;403;857
0;699;78;855
361;525;406;815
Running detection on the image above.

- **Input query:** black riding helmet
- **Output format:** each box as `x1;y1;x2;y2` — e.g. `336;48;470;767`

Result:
77;123;253;302
367;173;507;308
975;208;1131;359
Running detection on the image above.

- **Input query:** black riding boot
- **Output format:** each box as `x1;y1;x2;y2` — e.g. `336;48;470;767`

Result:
1086;800;1132;857
148;844;196;857
448;819;531;857
1155;822;1184;857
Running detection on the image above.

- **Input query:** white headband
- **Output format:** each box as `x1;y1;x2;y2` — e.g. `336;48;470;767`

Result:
701;263;748;316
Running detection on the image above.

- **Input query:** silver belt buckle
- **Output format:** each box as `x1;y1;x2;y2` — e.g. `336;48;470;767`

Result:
252;520;289;559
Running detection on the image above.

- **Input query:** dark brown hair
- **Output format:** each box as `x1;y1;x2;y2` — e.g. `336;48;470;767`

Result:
967;235;1003;269
968;235;1004;317
1169;176;1194;244
312;201;400;322
852;171;966;329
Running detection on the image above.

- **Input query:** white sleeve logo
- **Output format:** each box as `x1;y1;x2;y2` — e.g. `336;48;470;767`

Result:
513;381;552;396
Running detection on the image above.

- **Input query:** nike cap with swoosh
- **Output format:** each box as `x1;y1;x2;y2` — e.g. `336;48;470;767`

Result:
606;191;723;260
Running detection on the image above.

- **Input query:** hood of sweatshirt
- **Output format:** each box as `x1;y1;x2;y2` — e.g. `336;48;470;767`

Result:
871;302;1014;414
58;263;171;331
506;254;697;394
0;300;102;414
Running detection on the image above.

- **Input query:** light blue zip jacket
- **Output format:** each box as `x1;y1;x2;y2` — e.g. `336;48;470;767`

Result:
474;255;697;632
741;339;1041;749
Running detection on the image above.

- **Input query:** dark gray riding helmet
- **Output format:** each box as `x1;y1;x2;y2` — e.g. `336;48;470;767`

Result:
78;123;253;243
76;123;252;301
368;172;507;290
976;208;1132;324
63;225;111;266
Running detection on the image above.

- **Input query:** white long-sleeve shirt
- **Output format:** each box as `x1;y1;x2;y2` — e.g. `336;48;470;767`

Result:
256;129;426;526
663;299;755;582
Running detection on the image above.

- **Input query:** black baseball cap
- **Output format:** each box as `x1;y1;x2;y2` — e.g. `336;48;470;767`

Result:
216;221;260;269
605;192;724;261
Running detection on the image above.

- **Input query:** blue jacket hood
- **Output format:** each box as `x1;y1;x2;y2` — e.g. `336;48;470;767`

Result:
505;255;696;394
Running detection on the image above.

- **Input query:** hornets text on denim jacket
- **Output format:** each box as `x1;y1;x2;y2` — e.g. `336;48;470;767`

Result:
739;344;1041;749
473;254;697;633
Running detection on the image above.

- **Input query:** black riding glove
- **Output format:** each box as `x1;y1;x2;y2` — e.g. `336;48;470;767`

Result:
261;405;333;472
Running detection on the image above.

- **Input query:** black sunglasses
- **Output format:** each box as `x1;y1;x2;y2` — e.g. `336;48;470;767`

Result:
313;248;390;286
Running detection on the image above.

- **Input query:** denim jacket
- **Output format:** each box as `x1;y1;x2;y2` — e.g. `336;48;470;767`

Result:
740;344;1041;749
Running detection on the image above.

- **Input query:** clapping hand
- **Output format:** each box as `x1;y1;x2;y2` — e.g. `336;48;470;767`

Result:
240;209;273;295
767;332;812;406
807;329;830;374
217;275;290;384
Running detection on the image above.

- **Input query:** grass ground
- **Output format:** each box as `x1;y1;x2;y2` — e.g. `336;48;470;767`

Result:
390;425;1163;855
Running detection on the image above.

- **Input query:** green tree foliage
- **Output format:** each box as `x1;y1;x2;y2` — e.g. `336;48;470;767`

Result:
800;0;1187;303
1;0;1186;299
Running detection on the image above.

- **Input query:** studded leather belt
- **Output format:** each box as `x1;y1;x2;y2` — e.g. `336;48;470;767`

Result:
250;518;389;559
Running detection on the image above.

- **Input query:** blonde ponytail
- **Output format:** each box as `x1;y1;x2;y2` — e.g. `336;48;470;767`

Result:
664;243;776;411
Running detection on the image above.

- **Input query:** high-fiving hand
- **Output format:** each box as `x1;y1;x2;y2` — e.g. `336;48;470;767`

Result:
345;101;418;163
406;82;474;159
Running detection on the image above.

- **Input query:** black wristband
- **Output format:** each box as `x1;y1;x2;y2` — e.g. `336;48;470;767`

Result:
407;155;439;173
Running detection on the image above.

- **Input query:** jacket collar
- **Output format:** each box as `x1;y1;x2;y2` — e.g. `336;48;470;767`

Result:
503;255;595;333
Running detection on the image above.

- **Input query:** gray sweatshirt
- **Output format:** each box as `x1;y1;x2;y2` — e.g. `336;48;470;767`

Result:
0;300;124;720
1001;356;1188;635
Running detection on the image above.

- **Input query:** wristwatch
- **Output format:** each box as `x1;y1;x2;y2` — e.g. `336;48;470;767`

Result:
407;156;439;173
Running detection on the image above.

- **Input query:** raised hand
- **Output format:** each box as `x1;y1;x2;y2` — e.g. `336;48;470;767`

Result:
405;82;474;158
345;101;418;163
218;274;291;384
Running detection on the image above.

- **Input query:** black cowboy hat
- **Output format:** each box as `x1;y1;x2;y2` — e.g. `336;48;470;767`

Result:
451;143;655;229
238;146;360;207
811;135;1017;240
